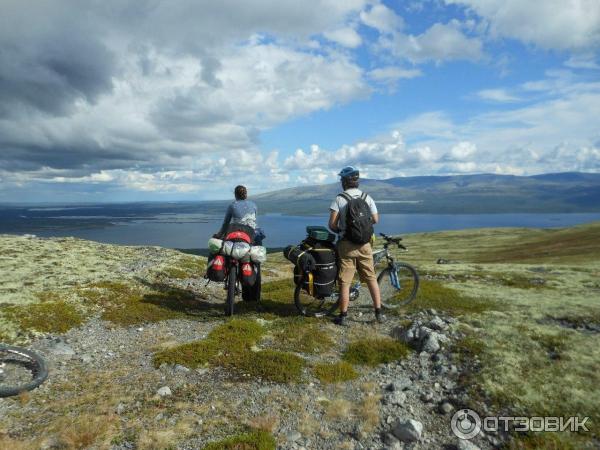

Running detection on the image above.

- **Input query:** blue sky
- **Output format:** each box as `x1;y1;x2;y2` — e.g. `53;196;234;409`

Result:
0;0;599;202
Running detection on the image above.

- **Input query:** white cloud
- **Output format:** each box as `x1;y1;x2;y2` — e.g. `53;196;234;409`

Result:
360;3;403;33
449;141;477;160
447;0;600;51
324;27;362;48
565;54;600;69
476;88;521;103
380;21;484;63
368;66;422;81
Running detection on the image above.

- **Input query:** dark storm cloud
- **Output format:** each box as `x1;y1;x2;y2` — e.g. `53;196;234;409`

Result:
0;7;115;117
0;0;369;180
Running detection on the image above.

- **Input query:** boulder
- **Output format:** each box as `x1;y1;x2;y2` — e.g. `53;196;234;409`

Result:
391;418;423;442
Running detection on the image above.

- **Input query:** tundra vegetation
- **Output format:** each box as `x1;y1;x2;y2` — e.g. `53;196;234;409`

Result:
0;222;599;448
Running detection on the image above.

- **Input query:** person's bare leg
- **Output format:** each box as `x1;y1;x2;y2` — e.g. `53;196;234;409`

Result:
339;283;350;313
366;278;381;308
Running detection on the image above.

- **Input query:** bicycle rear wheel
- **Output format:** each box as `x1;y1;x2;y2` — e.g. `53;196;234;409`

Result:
0;345;48;397
294;283;339;317
225;265;237;316
378;262;419;309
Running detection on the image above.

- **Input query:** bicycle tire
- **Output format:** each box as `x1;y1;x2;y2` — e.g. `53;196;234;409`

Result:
0;345;48;398
378;262;419;309
294;282;339;317
226;264;237;316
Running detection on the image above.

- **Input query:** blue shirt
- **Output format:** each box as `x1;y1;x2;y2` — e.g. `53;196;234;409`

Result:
221;200;258;231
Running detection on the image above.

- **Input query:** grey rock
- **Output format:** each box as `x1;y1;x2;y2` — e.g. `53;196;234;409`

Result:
80;354;92;363
286;431;302;442
391;418;423;442
116;403;126;415
421;334;441;353
420;392;434;403
457;439;481;450
438;401;454;414
385;391;407;406
386;376;411;392
382;432;403;449
156;386;172;397
174;364;190;373
428;316;448;331
49;342;75;357
39;436;61;450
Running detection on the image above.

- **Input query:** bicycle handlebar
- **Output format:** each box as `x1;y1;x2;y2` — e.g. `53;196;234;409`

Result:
379;232;404;248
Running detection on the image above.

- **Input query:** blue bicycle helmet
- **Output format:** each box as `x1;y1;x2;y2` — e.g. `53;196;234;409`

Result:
338;166;359;179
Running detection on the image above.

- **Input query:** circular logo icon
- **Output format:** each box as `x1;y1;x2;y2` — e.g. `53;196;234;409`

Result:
451;408;482;440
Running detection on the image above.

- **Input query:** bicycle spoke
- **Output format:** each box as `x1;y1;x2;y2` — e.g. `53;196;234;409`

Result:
378;263;419;308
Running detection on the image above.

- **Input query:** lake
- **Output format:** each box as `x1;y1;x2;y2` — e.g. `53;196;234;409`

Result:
9;210;600;249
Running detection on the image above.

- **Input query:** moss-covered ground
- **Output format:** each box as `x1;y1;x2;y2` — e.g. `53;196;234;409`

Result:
1;222;599;447
385;221;600;443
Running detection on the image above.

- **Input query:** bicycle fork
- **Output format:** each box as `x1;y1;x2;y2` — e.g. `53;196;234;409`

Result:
389;264;401;290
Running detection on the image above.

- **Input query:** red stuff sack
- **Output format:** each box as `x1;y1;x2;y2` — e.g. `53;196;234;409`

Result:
240;262;257;287
206;254;227;282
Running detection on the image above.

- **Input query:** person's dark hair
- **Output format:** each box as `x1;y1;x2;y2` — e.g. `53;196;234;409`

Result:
234;185;247;200
342;175;359;190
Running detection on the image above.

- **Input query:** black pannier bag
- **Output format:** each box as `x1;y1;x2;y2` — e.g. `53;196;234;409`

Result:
301;240;337;297
206;254;227;282
284;245;316;273
240;261;257;287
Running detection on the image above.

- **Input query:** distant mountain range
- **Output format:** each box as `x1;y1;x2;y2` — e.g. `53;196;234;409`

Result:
254;172;600;214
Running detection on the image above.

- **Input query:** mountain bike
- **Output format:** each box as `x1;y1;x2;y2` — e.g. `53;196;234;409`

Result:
294;233;419;317
0;344;48;397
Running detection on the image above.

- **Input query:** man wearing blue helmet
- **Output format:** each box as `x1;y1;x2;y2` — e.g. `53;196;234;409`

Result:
329;166;382;325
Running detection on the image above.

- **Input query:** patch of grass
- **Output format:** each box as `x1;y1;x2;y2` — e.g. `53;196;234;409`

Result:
313;361;358;384
202;430;276;450
257;278;298;317
154;319;264;368
498;273;548;289
234;349;305;383
507;431;593;450
83;281;198;325
4;300;85;334
548;310;600;328
34;291;63;302
403;279;495;315
269;318;334;354
474;222;600;264
343;338;410;366
153;339;221;368
209;319;265;349
161;256;207;279
153;319;304;382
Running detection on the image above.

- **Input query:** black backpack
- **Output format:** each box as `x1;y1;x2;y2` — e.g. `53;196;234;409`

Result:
339;192;373;245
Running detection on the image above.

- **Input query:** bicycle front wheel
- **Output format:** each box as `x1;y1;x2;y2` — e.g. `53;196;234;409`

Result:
0;345;48;397
225;265;237;316
378;263;419;309
294;283;339;317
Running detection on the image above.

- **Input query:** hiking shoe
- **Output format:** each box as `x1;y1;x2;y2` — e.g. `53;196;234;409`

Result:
333;315;348;326
375;312;385;324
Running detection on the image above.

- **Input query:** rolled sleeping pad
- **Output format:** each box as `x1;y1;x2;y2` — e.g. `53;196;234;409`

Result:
208;237;223;254
250;245;267;264
231;241;251;260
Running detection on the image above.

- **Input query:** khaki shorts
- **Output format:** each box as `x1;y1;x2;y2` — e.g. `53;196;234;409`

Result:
336;239;377;286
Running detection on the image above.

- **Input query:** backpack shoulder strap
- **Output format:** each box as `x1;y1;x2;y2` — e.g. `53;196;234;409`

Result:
360;192;367;201
338;192;352;202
